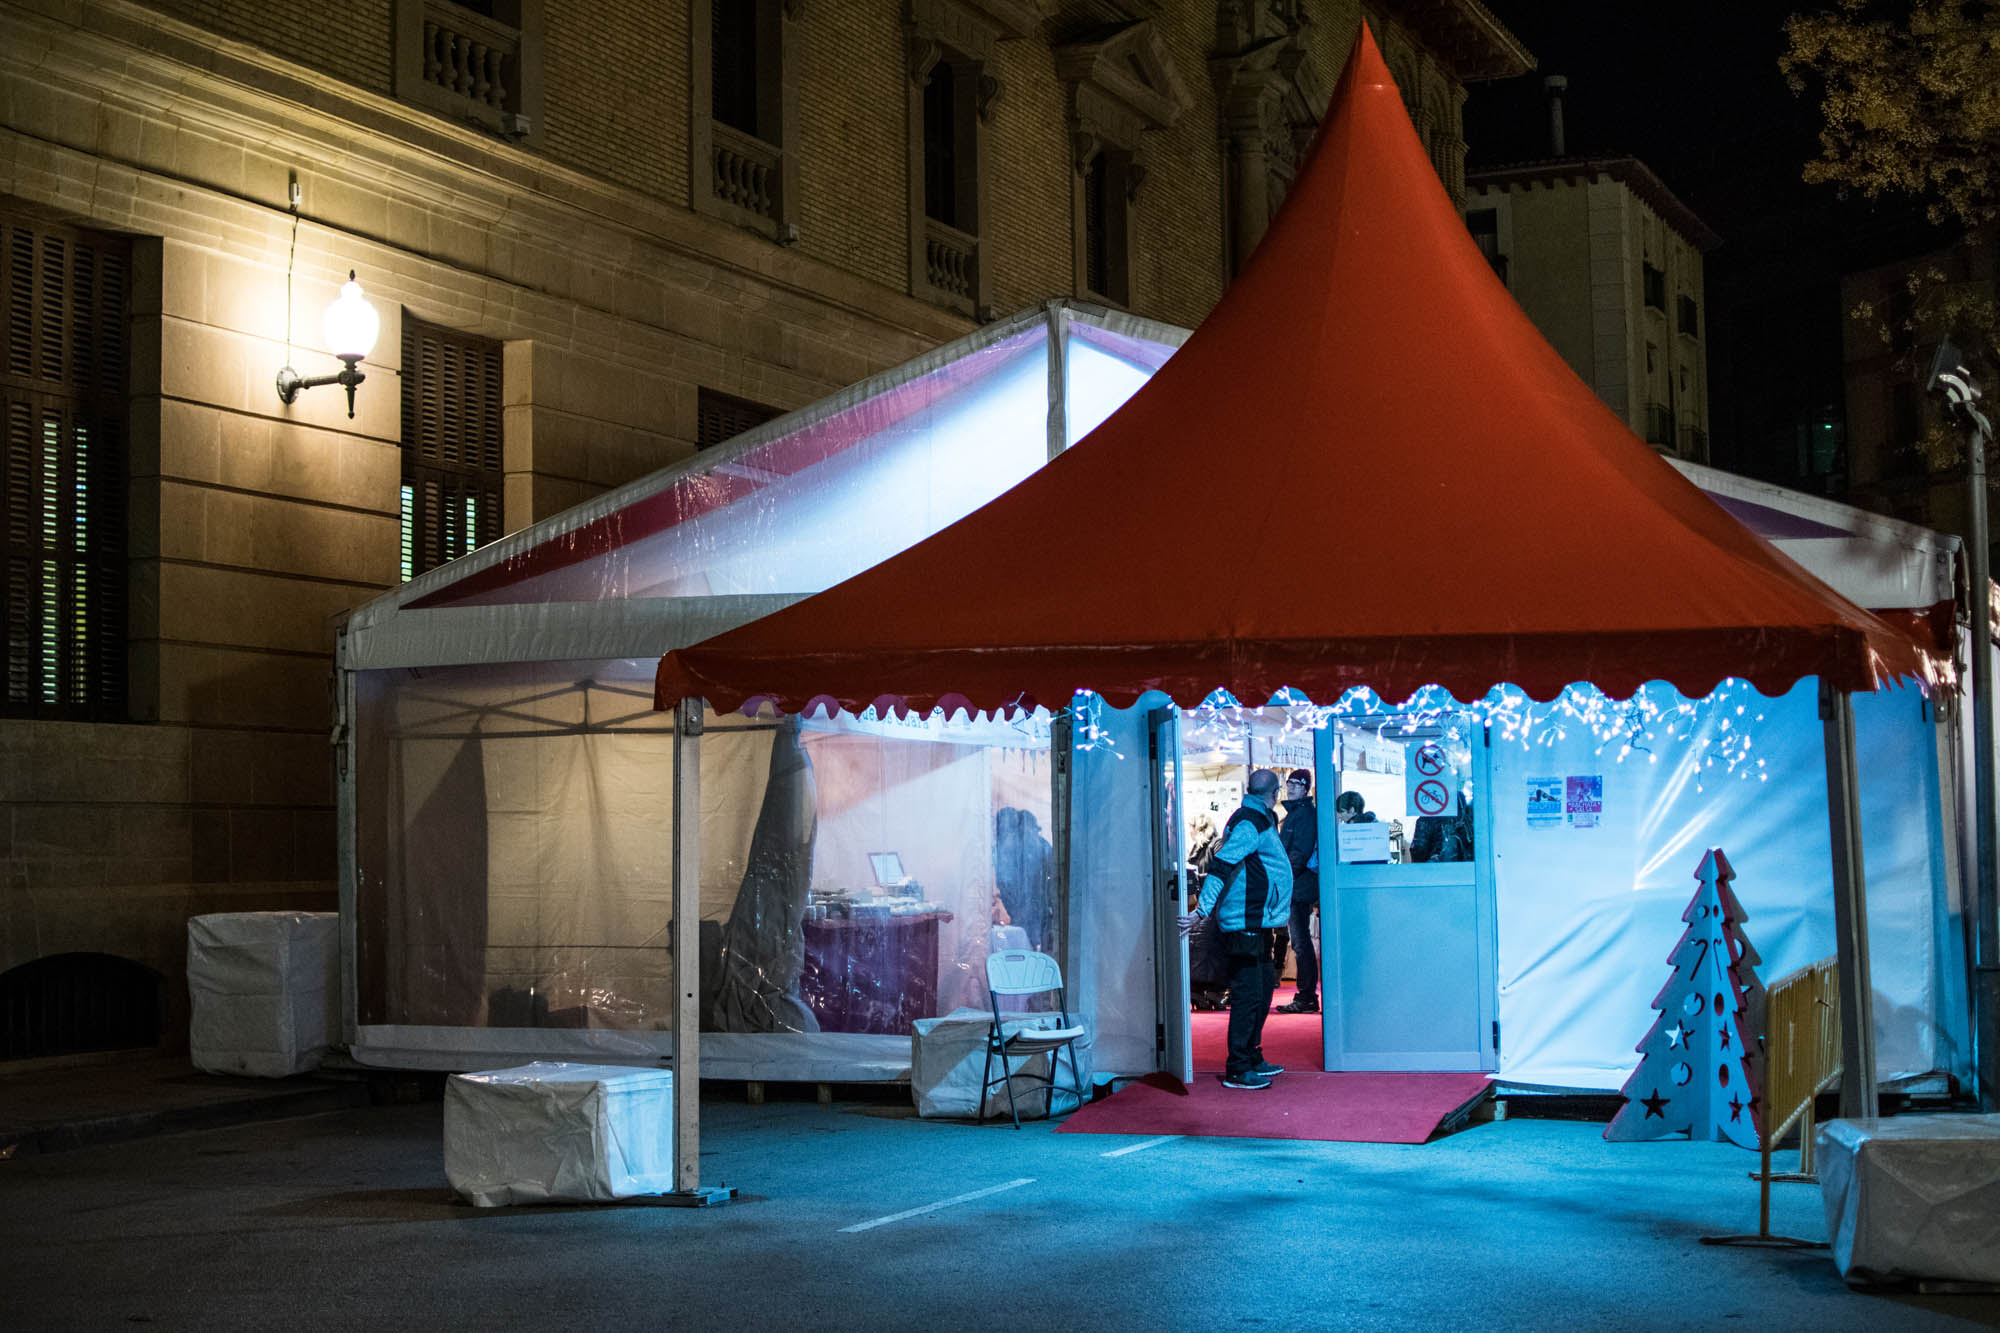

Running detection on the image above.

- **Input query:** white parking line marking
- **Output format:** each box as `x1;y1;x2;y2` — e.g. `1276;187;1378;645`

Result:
840;1178;1037;1233
1101;1135;1179;1158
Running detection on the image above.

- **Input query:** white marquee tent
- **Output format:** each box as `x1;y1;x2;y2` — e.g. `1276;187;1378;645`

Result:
336;301;1977;1095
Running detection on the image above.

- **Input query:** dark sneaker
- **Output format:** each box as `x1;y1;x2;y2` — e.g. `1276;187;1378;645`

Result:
1252;1061;1285;1078
1221;1070;1272;1090
1275;998;1319;1014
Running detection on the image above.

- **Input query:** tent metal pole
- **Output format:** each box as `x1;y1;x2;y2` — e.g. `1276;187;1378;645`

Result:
1045;299;1069;462
667;698;731;1206
1819;679;1879;1118
333;647;358;1048
1052;701;1078;1005
1925;337;1998;1107
1961;413;1999;1112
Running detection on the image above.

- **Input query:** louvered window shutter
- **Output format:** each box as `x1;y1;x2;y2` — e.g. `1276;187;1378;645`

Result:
400;317;504;581
0;212;128;719
696;387;779;450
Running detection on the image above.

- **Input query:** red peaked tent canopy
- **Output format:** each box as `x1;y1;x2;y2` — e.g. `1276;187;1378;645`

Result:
656;26;1933;718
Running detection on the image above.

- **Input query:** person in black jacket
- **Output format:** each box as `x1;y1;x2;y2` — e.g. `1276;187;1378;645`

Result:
1274;769;1321;1014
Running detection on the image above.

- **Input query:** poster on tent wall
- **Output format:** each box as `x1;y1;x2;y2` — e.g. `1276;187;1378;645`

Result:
1525;777;1562;828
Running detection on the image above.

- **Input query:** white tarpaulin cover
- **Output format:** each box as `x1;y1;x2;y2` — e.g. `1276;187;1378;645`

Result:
187;911;338;1077
444;1061;675;1207
1819;1114;2000;1284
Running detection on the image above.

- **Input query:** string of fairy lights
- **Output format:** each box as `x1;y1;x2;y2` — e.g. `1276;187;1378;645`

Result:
1062;679;1774;791
851;676;1779;792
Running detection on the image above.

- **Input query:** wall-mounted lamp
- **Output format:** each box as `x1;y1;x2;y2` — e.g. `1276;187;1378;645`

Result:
276;271;380;418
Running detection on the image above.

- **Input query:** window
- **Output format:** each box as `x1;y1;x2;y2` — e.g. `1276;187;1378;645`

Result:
1678;294;1699;337
696;388;781;450
1643;262;1666;311
1055;21;1188;308
1466;208;1506;283
1080;150;1136;306
905;0;1032;319
392;1;543;143
1646;403;1675;447
924;61;966;228
692;0;796;238
1;211;128;720
401;317;503;582
910;43;985;315
711;0;761;137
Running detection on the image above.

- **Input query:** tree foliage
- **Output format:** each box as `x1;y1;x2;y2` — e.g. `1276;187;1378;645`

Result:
1782;0;2000;230
1785;0;1999;468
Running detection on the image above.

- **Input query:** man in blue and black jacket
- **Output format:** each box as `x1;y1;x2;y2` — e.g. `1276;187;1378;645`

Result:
1179;768;1294;1089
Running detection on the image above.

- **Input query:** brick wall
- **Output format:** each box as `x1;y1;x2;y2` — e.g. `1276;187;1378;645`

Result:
137;0;394;95
541;0;689;203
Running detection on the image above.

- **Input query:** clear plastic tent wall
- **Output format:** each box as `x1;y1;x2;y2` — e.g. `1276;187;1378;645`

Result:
351;659;1074;1078
341;303;1186;1073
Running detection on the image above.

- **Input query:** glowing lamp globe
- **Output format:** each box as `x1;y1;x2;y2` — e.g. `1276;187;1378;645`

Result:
324;272;379;363
275;268;379;419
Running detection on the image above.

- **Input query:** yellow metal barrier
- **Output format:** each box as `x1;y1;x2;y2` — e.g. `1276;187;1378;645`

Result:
1704;957;1840;1247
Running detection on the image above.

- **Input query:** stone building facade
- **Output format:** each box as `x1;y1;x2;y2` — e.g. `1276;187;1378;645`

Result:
1465;157;1718;464
0;0;1526;1056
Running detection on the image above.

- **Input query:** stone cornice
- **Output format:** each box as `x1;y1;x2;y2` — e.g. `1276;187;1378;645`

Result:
0;0;971;348
904;0;1042;61
1054;21;1191;139
1466;157;1723;253
1376;0;1533;84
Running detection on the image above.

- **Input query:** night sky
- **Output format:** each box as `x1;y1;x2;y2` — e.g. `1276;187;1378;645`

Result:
1462;0;1943;490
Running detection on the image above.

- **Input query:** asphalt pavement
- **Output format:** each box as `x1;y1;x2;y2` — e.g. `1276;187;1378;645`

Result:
5;1081;1998;1331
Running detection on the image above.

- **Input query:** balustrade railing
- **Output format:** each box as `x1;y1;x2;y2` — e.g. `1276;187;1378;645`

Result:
924;218;978;306
419;2;520;118
712;124;781;222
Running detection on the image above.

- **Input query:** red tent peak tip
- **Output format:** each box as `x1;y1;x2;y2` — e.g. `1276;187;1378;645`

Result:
1344;22;1395;95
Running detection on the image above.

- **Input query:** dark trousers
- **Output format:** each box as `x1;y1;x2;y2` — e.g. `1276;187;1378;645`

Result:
1222;928;1276;1077
1290;874;1320;1003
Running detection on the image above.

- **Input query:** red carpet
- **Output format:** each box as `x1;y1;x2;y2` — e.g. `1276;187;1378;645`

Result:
1057;992;1492;1144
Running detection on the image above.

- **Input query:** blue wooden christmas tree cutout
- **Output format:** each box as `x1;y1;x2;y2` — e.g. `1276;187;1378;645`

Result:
1605;848;1766;1147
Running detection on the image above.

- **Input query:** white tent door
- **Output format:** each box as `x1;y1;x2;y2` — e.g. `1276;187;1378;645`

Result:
1318;717;1496;1072
1148;707;1193;1085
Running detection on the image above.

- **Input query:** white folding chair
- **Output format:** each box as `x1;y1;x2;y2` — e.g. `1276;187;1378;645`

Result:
981;950;1086;1129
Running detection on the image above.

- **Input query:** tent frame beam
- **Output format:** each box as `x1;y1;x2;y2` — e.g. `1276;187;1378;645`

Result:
1820;679;1879;1118
667;697;734;1207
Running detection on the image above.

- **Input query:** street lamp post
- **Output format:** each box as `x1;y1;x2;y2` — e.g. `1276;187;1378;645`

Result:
1927;336;2000;1111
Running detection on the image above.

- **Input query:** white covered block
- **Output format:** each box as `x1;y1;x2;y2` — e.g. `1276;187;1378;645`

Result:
910;1007;1088;1120
187;911;339;1077
1819;1114;2000;1285
445;1062;676;1207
